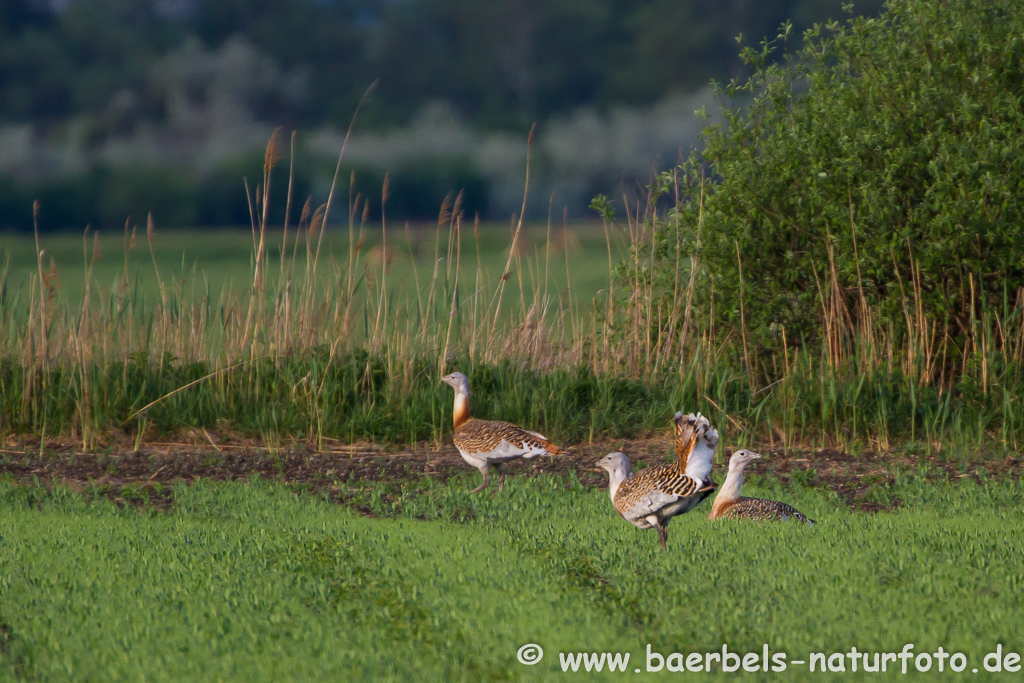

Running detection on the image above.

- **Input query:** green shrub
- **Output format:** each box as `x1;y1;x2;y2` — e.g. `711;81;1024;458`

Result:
635;0;1024;348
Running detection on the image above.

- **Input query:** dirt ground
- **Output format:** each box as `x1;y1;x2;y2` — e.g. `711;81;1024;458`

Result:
0;436;1019;514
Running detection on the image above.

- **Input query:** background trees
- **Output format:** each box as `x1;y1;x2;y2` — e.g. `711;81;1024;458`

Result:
0;0;885;228
0;0;881;128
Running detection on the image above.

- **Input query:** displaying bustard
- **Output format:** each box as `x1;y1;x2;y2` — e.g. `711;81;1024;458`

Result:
596;413;719;550
441;372;564;493
708;450;815;524
674;410;716;487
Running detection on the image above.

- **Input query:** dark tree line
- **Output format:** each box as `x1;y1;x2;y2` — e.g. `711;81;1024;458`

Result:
0;0;882;129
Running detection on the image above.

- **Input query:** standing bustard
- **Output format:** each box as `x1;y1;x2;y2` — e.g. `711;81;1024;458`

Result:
708;450;815;524
596;413;719;550
441;372;564;493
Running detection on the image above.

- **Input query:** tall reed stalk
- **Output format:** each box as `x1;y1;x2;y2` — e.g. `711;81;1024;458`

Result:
1;133;1022;456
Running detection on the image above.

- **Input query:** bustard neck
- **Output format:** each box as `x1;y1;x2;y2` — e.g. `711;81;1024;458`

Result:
453;392;471;429
719;466;745;502
606;467;629;502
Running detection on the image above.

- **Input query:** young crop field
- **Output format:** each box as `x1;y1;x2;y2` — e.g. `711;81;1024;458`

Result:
0;463;1021;682
0;222;620;309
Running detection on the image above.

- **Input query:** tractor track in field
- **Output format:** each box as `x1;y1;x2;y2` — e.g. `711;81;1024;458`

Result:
0;436;1020;514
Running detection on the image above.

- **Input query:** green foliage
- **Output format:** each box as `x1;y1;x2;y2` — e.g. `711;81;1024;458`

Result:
0;476;1022;680
0;0;883;129
2;343;1024;466
642;0;1024;345
0;353;666;445
0;156;493;231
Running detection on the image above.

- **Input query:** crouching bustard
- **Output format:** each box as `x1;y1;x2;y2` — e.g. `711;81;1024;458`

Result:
441;372;564;493
708;450;815;524
596;413;719;550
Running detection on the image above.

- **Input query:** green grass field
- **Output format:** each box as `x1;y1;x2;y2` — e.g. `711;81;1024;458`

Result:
1;472;1022;681
0;222;620;309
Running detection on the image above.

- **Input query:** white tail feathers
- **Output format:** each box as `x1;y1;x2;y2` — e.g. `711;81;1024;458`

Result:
684;414;718;483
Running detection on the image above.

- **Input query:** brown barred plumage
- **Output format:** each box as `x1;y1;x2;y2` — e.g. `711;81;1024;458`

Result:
714;497;814;524
454;417;565;457
673;415;698;473
611;463;714;517
709;449;815;525
442;371;563;494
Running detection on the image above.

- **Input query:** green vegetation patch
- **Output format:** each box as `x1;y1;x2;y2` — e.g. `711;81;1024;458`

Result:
636;0;1024;344
0;475;1021;681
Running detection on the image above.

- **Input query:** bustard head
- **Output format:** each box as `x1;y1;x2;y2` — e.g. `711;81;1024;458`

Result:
441;371;472;396
596;452;631;499
596;452;631;478
728;449;761;471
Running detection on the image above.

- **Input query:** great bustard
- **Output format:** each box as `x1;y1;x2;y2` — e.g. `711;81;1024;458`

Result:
596;413;719;550
441;372;564;493
708;450;815;524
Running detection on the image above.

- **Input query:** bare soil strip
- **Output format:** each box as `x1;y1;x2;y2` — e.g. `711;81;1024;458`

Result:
0;437;1018;514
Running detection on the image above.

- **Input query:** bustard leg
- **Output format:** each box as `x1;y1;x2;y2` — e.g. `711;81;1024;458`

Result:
492;464;506;495
653;521;668;550
470;465;490;494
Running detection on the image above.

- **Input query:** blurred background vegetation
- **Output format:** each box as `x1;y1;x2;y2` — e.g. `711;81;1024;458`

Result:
0;0;883;230
2;0;1024;452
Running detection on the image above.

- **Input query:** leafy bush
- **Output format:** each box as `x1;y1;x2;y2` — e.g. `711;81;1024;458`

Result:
635;0;1024;348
